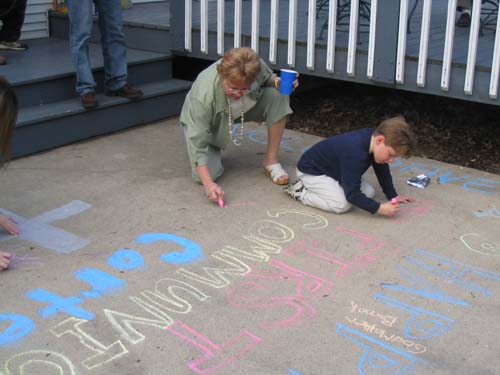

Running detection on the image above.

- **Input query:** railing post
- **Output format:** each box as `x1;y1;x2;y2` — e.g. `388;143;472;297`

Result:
170;0;187;54
372;0;400;84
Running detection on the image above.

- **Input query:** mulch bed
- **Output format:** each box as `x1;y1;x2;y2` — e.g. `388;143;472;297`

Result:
288;80;500;175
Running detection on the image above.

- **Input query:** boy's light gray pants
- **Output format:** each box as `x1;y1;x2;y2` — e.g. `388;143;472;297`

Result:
297;168;375;214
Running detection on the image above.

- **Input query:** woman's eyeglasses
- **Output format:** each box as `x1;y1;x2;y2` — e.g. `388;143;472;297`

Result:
224;81;251;95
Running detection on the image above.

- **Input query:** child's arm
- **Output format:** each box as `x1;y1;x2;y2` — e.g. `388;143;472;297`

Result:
372;163;398;200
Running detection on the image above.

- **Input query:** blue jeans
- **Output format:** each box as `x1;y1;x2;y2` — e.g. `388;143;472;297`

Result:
66;0;127;95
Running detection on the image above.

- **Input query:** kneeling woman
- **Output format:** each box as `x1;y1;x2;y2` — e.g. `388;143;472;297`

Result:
180;47;298;205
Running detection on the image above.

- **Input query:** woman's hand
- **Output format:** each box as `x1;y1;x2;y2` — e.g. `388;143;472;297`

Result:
273;74;300;92
0;214;19;235
292;73;300;91
204;183;225;204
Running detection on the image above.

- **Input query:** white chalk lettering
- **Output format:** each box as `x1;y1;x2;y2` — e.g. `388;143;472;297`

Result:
51;317;128;370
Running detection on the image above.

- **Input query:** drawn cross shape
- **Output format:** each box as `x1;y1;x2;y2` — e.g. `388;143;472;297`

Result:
0;200;91;253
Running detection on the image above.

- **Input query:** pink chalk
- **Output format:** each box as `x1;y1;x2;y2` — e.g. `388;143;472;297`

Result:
218;196;224;208
391;198;398;205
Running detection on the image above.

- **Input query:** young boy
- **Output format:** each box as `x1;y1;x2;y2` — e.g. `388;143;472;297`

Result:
285;116;417;217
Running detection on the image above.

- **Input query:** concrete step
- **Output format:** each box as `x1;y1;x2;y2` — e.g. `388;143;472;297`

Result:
12;78;192;158
2;38;173;108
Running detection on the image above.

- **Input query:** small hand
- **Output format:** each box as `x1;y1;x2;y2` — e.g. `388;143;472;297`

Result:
378;201;400;217
0;251;11;271
0;214;20;235
393;195;414;203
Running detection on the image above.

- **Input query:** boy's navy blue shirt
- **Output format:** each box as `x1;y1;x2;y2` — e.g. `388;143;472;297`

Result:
297;128;398;214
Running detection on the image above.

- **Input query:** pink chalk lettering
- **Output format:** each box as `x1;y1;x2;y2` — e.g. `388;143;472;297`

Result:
166;320;261;375
283;228;401;277
390;201;432;225
227;259;333;329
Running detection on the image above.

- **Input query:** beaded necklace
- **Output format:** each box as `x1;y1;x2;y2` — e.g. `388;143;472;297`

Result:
226;96;245;146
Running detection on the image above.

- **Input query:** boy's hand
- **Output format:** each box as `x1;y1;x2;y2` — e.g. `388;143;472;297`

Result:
0;214;20;235
394;195;414;203
377;202;400;217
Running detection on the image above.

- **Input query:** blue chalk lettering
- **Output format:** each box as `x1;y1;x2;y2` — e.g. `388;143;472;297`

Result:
107;249;144;270
289;370;303;375
25;289;94;320
246;128;297;151
0;313;35;346
374;293;454;340
406;249;500;296
463;178;500;195
74;268;126;298
381;265;469;306
437;172;471;185
399;163;440;177
136;233;203;264
336;323;417;375
391;158;404;168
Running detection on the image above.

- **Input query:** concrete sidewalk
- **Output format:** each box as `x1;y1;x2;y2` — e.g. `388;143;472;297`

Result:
1;118;499;375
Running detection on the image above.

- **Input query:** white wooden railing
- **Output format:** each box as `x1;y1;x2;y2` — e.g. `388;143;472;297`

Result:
183;0;500;100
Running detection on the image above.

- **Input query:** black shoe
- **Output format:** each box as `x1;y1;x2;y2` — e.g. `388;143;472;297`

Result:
105;84;144;99
81;92;98;109
456;12;471;27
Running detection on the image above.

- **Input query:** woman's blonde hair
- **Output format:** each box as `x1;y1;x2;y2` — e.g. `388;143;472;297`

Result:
0;76;18;168
216;47;261;86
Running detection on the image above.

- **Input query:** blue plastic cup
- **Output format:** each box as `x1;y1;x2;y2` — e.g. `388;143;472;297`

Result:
279;69;297;95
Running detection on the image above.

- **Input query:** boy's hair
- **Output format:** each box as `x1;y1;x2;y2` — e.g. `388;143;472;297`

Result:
0;76;18;168
374;116;417;158
216;47;261;86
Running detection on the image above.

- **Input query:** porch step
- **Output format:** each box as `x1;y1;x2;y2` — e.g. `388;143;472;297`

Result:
2;38;174;108
12;79;191;158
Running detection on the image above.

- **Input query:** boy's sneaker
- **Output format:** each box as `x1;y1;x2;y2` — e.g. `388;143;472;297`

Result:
284;179;304;201
0;41;28;51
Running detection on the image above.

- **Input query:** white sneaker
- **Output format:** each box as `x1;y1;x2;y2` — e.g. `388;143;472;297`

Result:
0;41;28;51
284;179;304;200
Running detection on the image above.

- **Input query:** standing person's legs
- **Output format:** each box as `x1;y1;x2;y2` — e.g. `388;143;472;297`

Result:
66;0;96;95
95;0;127;91
0;0;28;49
